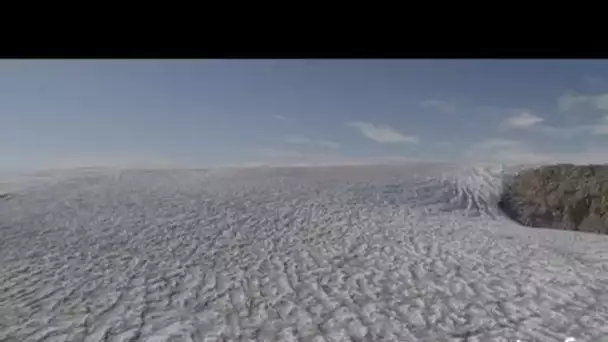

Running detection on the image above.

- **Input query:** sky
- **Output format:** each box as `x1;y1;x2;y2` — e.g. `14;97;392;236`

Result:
1;59;608;170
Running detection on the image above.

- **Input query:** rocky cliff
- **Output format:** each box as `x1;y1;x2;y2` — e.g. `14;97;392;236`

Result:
498;164;608;234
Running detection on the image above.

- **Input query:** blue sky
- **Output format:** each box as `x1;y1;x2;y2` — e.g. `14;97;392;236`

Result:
1;59;608;170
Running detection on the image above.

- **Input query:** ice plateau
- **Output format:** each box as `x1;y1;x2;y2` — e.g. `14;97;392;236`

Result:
1;163;608;342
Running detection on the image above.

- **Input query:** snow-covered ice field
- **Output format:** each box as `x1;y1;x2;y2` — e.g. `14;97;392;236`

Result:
1;164;608;342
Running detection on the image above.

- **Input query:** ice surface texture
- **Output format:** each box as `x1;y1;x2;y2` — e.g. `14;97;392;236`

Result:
1;164;608;342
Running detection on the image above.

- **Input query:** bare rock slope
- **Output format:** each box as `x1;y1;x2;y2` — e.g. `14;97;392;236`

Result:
499;164;608;234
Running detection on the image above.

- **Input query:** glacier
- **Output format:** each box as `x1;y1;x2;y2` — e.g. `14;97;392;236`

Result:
1;163;608;342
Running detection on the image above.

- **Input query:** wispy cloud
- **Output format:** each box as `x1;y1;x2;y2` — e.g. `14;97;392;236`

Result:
496;108;608;137
589;94;608;111
45;155;187;169
274;114;294;122
558;93;590;112
434;141;453;148
465;139;553;164
583;76;605;89
347;121;419;144
246;148;429;168
589;115;608;135
420;99;457;113
558;92;608;113
590;126;608;135
500;112;544;129
474;138;522;150
318;140;340;149
533;125;587;137
522;115;608;137
465;138;608;165
255;147;302;159
284;136;311;144
283;136;340;149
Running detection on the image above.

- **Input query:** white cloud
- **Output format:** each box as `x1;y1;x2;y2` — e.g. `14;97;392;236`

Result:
589;115;608;135
255;147;302;159
318;140;340;149
533;115;608;137
250;143;431;167
43;155;187;169
563;148;608;164
475;138;522;149
244;151;430;168
347;121;419;144
583;76;604;88
253;143;342;166
533;125;587;137
465;139;552;164
558;92;608;112
434;141;452;147
590;126;608;135
283;136;340;149
558;93;591;112
284;136;311;144
496;110;608;137
420;99;456;113
465;138;608;165
274;115;293;122
500;112;544;129
595;95;608;111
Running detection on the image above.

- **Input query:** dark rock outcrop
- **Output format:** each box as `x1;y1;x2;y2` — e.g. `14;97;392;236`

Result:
498;164;608;234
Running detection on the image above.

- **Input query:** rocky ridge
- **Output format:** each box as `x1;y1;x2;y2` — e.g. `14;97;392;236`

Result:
499;164;608;234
